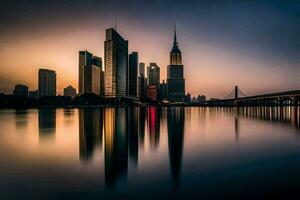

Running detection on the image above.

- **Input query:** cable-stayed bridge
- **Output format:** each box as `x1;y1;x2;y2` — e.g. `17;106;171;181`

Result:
208;86;300;106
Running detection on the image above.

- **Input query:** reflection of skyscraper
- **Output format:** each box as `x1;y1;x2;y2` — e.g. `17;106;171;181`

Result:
79;109;103;162
127;108;139;165
128;52;138;97
138;107;146;146
104;28;128;98
167;107;185;188
38;109;56;142
15;109;28;127
147;107;160;149
167;26;185;102
137;74;146;99
104;108;128;188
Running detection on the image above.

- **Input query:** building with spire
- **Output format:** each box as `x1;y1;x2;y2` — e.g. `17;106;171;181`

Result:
167;25;185;102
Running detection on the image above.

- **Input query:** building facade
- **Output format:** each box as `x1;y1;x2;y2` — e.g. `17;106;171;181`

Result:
167;26;185;102
91;56;102;95
139;62;145;76
147;63;160;86
104;28;128;98
79;51;103;95
147;85;157;101
38;69;56;97
13;84;28;97
128;52;138;96
79;50;93;95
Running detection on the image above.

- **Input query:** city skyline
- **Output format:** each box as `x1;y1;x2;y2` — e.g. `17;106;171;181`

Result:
0;1;299;99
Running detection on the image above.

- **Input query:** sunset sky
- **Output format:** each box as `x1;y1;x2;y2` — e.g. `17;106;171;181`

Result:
0;0;299;98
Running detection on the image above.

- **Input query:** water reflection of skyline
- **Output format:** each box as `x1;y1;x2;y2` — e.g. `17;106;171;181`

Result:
35;106;300;189
75;107;186;188
4;106;300;199
79;109;103;162
219;106;300;129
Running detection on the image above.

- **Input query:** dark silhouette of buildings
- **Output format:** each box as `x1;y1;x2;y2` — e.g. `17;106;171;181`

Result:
167;26;185;102
38;69;56;97
64;85;76;98
128;52;138;97
78;51;103;95
192;95;206;103
13;84;28;97
184;93;191;104
29;90;38;99
104;28;128;98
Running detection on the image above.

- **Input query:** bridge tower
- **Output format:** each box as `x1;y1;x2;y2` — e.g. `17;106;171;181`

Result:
235;86;238;100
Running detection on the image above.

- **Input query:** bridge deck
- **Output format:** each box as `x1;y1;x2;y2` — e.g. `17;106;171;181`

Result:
225;90;300;101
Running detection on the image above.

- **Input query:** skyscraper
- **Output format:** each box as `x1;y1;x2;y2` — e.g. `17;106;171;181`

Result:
167;25;185;102
79;50;93;95
128;52;138;96
137;74;145;99
147;63;160;86
38;69;56;97
100;68;105;97
91;56;102;95
104;28;128;98
139;62;145;76
78;51;103;95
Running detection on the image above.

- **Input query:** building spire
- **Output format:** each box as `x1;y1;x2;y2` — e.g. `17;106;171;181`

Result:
173;23;178;47
114;17;117;30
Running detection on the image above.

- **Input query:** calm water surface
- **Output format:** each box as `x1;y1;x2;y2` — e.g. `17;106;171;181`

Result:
0;107;300;199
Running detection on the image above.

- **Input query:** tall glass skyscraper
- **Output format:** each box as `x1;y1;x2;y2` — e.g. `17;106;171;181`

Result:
38;68;56;97
79;50;93;94
128;52;138;96
104;28;128;98
167;26;185;102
